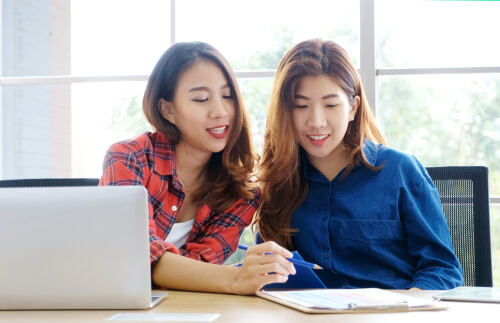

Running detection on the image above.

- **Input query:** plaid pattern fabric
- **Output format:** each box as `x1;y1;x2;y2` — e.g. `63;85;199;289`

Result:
100;132;260;265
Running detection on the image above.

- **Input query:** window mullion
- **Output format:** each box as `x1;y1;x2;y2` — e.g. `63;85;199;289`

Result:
360;0;377;115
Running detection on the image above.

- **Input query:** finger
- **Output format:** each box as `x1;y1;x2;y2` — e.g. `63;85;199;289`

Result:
246;270;291;294
245;253;296;275
239;255;292;277
234;265;291;295
249;261;294;277
261;253;296;275
243;274;290;295
260;272;290;286
243;251;296;276
248;241;294;259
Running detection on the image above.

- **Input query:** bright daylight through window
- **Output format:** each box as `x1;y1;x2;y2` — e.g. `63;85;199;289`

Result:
0;0;499;286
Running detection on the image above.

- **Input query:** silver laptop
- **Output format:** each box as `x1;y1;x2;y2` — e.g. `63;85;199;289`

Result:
0;185;167;310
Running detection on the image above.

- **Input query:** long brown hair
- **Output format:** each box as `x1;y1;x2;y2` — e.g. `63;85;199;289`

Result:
254;39;386;248
143;42;258;212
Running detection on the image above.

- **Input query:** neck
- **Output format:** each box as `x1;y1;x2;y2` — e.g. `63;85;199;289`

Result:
307;150;351;182
175;141;211;184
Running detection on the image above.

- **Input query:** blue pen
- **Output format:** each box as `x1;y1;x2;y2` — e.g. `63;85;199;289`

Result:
238;245;323;270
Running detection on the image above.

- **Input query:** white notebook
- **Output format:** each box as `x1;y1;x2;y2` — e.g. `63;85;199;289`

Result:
0;185;167;310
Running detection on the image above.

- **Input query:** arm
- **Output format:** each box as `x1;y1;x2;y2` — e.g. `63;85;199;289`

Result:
99;141;180;263
401;161;464;289
152;241;296;295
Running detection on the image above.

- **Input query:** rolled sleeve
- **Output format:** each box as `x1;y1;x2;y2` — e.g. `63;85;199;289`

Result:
402;163;464;289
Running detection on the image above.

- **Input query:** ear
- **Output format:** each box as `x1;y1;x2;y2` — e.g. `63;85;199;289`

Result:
159;99;176;124
349;95;360;121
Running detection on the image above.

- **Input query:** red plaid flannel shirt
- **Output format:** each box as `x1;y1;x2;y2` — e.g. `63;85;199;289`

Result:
99;132;260;265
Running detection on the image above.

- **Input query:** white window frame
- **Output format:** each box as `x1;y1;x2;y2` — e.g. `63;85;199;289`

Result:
0;0;498;204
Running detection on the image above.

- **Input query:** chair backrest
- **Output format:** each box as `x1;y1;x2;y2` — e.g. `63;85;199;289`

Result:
426;166;493;287
0;178;100;188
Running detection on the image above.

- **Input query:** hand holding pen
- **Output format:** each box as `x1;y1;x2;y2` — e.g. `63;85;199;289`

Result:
238;245;323;270
231;241;297;294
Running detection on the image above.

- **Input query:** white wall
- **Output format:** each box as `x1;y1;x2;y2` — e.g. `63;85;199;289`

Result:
1;0;70;179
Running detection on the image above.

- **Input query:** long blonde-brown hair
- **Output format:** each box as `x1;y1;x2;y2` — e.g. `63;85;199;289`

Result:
254;39;386;248
143;42;258;212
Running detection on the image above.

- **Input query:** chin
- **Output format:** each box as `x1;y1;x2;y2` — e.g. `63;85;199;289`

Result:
210;143;228;154
304;148;335;159
213;148;226;154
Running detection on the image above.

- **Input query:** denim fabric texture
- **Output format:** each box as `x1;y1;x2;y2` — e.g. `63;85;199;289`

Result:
291;140;464;290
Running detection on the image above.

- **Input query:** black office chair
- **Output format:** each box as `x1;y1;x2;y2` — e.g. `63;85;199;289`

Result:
0;178;100;188
426;166;493;287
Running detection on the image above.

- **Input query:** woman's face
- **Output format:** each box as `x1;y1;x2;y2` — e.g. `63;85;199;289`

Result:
160;59;235;157
291;75;359;165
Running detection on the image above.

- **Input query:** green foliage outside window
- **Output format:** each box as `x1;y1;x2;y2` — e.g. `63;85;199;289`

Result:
109;26;500;285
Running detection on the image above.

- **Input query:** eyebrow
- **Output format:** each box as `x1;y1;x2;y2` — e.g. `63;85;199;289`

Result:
188;84;230;93
294;94;340;100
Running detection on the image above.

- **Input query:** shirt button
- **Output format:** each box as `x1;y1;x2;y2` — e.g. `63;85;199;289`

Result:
171;205;178;211
324;253;330;258
322;217;328;221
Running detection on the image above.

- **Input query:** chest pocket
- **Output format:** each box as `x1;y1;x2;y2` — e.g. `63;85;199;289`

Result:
339;219;401;242
335;218;410;279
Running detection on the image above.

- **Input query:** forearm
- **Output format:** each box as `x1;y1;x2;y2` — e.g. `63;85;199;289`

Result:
151;242;296;295
152;252;239;294
410;266;463;290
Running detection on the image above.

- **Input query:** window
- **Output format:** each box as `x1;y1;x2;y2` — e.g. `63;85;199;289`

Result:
374;0;500;286
376;0;500;68
176;0;359;70
71;0;171;76
1;0;498;285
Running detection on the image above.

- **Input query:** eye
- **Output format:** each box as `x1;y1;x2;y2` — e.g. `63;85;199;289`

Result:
222;93;233;99
325;104;338;108
294;105;308;109
192;98;208;103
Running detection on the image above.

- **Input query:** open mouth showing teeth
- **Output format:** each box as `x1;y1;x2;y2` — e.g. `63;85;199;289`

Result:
308;135;329;140
208;126;228;134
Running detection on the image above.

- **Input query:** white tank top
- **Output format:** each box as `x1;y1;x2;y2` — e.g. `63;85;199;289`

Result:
164;219;195;249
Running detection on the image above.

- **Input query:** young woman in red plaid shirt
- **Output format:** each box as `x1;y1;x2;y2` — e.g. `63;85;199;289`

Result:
100;42;295;294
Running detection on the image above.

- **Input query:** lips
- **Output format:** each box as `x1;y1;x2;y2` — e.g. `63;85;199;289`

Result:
307;134;329;146
207;125;229;139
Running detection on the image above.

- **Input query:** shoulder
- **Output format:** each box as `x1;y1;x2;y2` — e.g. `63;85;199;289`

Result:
108;132;170;152
107;131;168;150
365;140;430;185
365;140;422;171
226;185;262;215
234;184;262;206
105;132;175;174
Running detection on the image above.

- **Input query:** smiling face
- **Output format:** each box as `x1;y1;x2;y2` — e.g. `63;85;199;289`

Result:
159;59;235;159
291;75;359;168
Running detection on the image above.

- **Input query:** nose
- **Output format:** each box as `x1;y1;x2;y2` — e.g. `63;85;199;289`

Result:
307;106;327;129
209;96;229;119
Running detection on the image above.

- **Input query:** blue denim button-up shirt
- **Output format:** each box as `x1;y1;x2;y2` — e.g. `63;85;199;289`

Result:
291;140;464;290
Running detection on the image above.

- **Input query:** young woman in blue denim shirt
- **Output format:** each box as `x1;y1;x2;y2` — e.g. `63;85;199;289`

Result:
254;39;464;290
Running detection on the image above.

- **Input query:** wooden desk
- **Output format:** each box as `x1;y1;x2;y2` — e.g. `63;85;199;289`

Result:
0;290;498;322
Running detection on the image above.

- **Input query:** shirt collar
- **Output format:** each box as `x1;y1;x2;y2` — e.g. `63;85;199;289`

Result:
362;139;379;166
300;148;329;182
300;139;380;182
150;131;176;177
